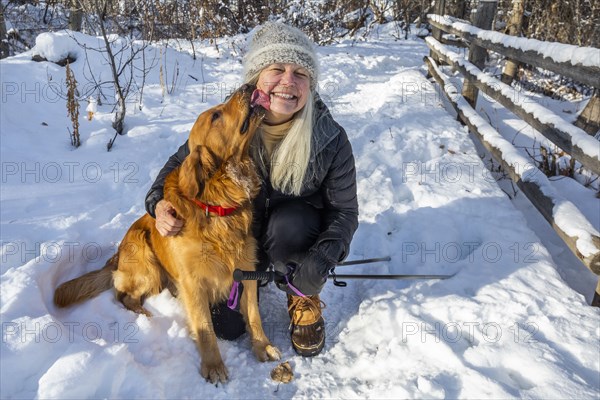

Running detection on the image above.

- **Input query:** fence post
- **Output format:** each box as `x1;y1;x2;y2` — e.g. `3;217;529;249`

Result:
593;279;600;308
575;89;600;136
430;0;446;63
501;0;525;85
462;0;498;107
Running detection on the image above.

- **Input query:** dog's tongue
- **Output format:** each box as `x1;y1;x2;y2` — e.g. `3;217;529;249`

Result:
251;89;270;110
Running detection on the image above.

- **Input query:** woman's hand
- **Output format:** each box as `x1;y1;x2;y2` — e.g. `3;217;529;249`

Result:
275;242;343;296
289;249;333;295
155;199;184;236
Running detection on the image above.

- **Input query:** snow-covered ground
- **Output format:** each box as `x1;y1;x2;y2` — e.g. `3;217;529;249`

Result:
1;25;599;399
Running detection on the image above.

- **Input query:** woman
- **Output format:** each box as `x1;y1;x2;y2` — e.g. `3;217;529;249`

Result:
144;22;358;357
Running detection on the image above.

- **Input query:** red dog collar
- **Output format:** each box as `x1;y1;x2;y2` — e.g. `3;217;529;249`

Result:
188;198;238;217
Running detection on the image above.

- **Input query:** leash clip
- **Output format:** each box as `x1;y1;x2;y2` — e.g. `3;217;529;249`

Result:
331;268;347;287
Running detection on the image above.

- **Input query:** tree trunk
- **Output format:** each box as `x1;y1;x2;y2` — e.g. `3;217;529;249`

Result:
69;0;83;31
575;89;600;136
98;9;126;136
450;0;468;19
0;7;9;59
501;0;525;85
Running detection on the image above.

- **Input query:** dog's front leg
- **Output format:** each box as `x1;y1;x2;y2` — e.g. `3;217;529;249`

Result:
240;280;281;362
178;279;228;383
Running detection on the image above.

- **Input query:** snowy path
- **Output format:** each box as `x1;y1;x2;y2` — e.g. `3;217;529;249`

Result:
1;28;599;398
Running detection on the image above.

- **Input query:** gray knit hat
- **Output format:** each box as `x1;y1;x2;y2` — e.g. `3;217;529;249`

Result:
243;22;319;90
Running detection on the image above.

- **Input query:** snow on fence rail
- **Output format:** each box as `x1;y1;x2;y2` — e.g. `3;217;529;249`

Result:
422;17;600;305
427;14;600;89
425;36;600;176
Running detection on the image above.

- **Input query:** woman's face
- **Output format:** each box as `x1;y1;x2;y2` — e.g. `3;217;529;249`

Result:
256;63;311;125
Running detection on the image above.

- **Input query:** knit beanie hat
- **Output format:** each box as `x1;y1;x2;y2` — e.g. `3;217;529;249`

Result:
243;22;319;90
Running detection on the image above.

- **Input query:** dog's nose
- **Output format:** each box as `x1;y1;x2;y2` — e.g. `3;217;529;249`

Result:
240;84;255;94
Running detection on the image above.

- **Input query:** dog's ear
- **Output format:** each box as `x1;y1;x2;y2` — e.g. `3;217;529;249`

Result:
179;145;219;199
197;145;220;182
179;145;202;199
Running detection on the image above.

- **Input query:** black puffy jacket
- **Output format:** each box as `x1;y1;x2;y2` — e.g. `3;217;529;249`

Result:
145;96;359;261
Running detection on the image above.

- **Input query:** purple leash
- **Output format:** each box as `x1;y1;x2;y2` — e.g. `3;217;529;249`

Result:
284;264;306;297
227;281;241;310
228;264;306;309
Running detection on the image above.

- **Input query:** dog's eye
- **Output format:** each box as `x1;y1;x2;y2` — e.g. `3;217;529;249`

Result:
211;111;221;122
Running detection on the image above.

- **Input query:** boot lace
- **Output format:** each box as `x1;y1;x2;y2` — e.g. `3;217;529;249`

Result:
288;295;326;327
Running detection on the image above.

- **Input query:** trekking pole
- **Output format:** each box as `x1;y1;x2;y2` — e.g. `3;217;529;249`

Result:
337;256;391;266
233;257;390;283
329;273;455;280
232;256;454;283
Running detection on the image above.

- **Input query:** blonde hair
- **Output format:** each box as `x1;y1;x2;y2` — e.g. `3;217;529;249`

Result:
247;73;314;196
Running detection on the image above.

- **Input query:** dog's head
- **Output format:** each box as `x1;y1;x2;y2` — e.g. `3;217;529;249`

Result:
188;84;265;163
177;85;266;206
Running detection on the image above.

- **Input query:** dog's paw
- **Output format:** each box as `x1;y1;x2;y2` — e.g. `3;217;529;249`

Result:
253;342;281;362
200;361;229;384
265;344;282;361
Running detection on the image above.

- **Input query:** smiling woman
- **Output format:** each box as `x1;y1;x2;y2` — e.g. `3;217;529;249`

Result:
144;22;359;359
246;64;314;197
256;63;310;124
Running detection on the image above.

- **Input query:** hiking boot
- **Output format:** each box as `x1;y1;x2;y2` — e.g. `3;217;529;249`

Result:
287;294;326;357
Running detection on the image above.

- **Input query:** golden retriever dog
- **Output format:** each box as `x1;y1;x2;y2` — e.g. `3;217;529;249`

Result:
54;84;280;383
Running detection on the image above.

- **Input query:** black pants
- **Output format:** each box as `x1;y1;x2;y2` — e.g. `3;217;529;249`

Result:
259;199;321;271
211;200;321;340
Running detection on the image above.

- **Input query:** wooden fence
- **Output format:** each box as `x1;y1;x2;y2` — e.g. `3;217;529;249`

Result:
423;7;600;306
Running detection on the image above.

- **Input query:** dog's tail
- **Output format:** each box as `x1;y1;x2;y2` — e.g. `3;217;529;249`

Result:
54;253;119;308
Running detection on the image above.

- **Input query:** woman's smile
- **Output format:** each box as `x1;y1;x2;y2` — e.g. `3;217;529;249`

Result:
257;63;310;125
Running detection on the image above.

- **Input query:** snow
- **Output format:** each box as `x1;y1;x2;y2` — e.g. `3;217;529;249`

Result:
429;14;600;69
2;26;600;399
33;31;83;63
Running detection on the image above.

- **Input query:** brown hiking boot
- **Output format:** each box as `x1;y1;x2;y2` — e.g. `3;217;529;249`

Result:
287;294;326;357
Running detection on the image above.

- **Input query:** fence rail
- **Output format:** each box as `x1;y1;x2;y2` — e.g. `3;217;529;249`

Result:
426;36;600;176
427;14;600;89
423;13;600;306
